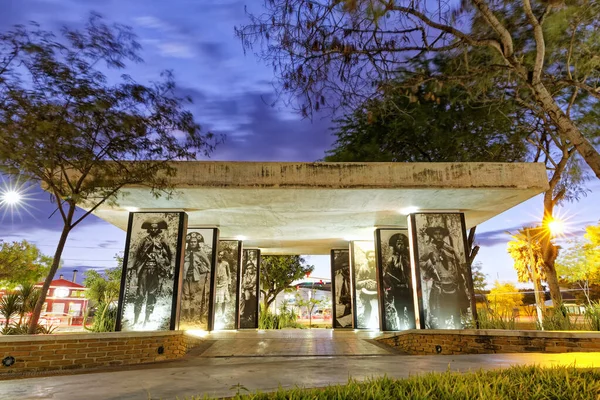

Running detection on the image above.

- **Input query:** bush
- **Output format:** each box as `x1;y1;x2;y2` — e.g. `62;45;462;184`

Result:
1;322;56;335
584;301;600;331
258;302;302;329
84;302;118;332
475;307;517;330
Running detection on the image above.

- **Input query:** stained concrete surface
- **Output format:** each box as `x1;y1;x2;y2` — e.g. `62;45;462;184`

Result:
0;330;597;400
84;162;548;254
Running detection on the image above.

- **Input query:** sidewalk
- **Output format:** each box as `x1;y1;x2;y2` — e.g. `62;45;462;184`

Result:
0;330;598;400
1;352;597;399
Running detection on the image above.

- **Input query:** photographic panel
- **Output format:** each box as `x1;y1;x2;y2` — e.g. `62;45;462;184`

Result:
351;241;380;329
331;249;353;329
213;240;242;330
118;212;186;331
239;249;260;329
179;228;218;331
410;213;474;329
376;229;416;331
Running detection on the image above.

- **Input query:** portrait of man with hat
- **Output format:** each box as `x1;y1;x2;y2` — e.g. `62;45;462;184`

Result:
181;230;212;326
381;230;415;330
130;216;173;326
417;218;470;329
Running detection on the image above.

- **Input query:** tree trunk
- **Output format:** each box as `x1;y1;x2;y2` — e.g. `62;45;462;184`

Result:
533;82;600;179
540;194;563;308
28;208;74;334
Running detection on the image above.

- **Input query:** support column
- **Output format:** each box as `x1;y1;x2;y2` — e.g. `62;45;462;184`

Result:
213;240;242;330
239;249;261;329
331;248;353;329
116;211;187;331
408;213;477;330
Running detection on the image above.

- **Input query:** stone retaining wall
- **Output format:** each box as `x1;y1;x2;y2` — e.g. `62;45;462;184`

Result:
0;330;204;378
377;329;600;355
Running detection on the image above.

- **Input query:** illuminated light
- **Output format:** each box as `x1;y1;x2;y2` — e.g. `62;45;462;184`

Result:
235;235;246;241
0;176;39;223
184;329;210;338
547;218;564;236
1;190;21;205
54;287;70;298
124;206;139;212
399;206;419;215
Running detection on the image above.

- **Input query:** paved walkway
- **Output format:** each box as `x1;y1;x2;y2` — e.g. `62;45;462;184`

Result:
0;330;598;400
199;329;391;357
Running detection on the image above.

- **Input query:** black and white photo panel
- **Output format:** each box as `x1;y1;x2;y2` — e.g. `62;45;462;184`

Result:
239;249;260;329
376;229;416;331
331;249;353;329
179;228;218;331
118;212;186;331
213;240;242;330
351;241;380;330
410;213;475;329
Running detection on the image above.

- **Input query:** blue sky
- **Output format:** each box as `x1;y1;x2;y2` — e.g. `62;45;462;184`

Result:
1;0;599;287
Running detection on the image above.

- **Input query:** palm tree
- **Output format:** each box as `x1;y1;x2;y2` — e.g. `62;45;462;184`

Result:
507;229;546;325
17;283;41;324
0;293;21;330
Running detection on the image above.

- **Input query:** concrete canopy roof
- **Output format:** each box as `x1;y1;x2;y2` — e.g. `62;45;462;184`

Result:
87;162;548;255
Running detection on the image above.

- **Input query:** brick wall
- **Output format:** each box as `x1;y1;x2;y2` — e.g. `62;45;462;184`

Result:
378;330;600;355
0;331;204;378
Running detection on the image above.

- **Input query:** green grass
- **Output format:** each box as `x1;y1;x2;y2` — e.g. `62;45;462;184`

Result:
188;365;600;399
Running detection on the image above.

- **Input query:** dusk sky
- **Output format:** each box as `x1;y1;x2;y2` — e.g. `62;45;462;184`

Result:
2;0;599;288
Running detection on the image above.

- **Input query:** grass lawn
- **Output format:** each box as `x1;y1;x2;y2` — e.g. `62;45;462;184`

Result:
191;365;600;399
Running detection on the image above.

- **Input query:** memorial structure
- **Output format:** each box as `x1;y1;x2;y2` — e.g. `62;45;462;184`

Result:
81;162;548;332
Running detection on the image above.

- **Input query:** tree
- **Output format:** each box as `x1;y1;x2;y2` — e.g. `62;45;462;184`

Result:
471;261;488;294
325;56;529;163
260;255;314;309
295;289;326;328
0;15;218;333
83;265;122;332
487;281;524;317
83;267;122;306
556;223;600;304
237;0;600;178
507;230;547;318
0;240;52;287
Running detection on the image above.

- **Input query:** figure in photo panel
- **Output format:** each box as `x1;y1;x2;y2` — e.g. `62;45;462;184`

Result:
180;229;214;330
121;213;181;331
239;249;259;328
353;242;379;329
380;230;415;330
214;240;240;330
332;249;352;328
415;214;472;329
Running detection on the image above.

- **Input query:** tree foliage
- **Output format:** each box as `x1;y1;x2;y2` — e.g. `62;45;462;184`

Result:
556;223;600;304
471;261;488;294
237;0;600;178
487;281;524;316
507;230;546;284
0;15;218;333
325;56;529;162
260;255;314;308
83;267;122;306
0;240;52;286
